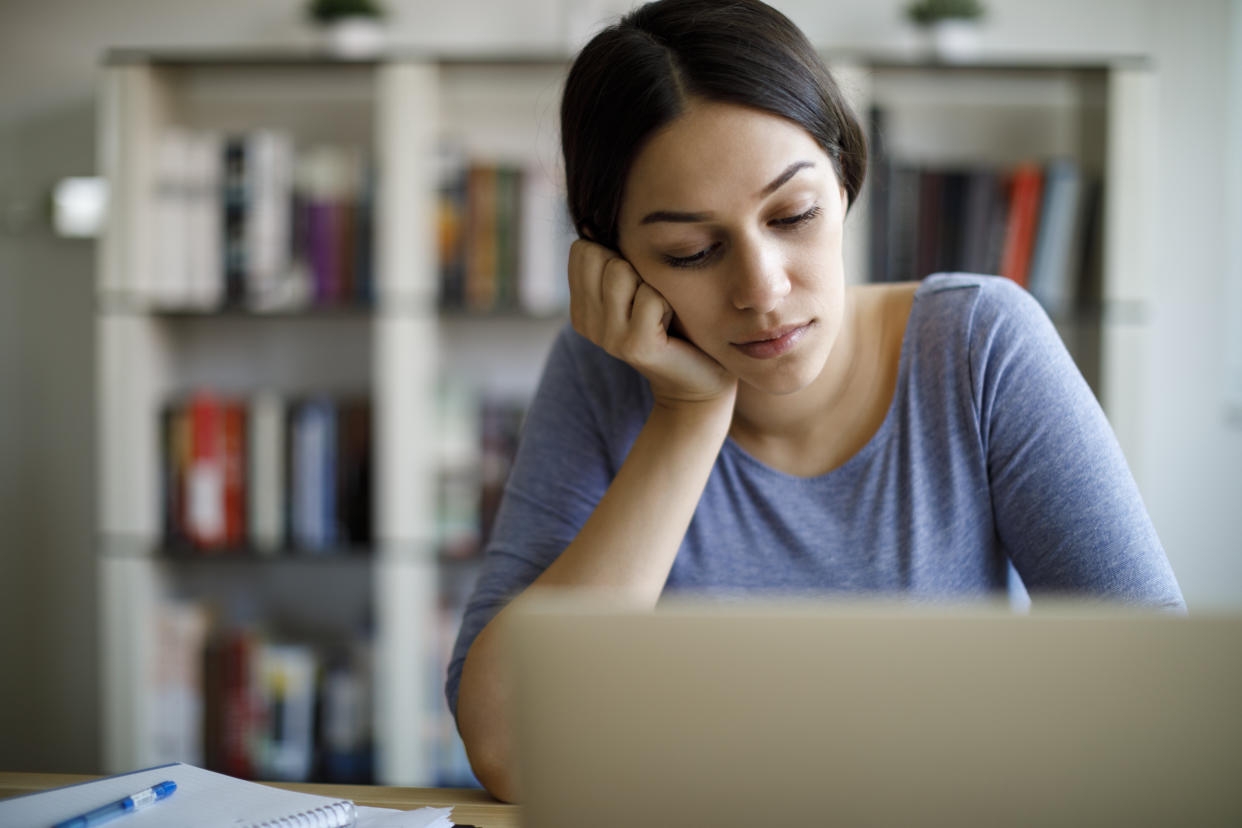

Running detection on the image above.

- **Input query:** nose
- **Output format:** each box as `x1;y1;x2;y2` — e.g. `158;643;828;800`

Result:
728;237;790;313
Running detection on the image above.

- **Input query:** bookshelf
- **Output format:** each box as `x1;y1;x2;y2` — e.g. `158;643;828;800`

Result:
96;52;569;786
97;48;1157;788
832;56;1156;485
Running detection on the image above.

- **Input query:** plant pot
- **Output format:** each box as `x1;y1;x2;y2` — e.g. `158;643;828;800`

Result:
322;16;386;58
925;19;982;63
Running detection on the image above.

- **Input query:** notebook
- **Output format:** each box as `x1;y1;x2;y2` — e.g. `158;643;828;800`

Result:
0;762;453;828
507;594;1242;827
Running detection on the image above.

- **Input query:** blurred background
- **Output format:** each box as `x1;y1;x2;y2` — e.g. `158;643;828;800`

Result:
0;0;1239;790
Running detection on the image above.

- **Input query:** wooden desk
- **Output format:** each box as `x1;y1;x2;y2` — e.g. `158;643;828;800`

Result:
0;771;520;828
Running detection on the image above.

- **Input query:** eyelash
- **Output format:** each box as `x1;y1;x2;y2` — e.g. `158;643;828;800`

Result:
661;205;822;269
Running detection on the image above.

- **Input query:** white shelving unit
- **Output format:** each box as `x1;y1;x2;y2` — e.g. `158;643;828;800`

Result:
833;56;1157;486
97;48;1157;786
96;52;568;785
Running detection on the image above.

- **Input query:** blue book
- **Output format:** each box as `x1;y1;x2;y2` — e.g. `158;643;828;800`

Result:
1026;158;1084;318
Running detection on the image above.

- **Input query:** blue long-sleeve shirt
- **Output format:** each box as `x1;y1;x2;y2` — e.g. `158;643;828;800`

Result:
446;274;1185;717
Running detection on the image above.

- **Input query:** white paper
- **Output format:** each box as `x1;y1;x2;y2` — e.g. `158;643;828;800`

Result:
357;804;455;827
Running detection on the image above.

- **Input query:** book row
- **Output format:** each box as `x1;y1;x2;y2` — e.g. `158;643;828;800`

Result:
154;575;481;788
146;127;577;316
154;600;374;784
162;386;529;558
869;152;1100;319
151;129;375;312
161;393;372;555
436;154;574;316
434;384;527;561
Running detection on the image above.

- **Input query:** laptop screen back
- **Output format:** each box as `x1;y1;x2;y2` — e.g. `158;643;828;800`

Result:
507;596;1241;827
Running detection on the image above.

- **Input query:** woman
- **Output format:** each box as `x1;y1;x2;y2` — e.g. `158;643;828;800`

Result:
447;0;1184;801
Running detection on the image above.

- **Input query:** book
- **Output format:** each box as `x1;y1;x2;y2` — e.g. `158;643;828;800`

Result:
187;392;226;549
188;131;225;310
204;629;259;779
336;398;372;546
153;600;211;766
519;163;573;315
320;642;375;784
161;404;189;547
164;392;372;556
249;391;286;554
291;398;333;551
0;762;454;827
887;164;922;282
223;400;247;548
464;163;499;311
244;130;295;308
222;136;250;307
999;162;1044;288
1026;157;1085;318
915;168;944;280
255;643;317;782
153;127;192;306
959;169;1000;275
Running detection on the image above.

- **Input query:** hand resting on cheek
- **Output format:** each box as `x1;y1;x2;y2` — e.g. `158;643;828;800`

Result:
568;238;738;408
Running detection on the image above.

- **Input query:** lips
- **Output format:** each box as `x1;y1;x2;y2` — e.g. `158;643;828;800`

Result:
731;321;812;360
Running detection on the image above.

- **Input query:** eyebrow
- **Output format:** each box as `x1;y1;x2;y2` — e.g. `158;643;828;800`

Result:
638;160;817;225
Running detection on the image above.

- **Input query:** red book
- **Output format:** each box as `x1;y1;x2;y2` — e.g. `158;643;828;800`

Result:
223;401;247;548
203;630;257;778
221;631;257;779
999;162;1044;288
188;392;226;549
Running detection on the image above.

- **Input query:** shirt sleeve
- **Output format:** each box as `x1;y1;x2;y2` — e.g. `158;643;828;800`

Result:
967;278;1185;609
444;325;642;718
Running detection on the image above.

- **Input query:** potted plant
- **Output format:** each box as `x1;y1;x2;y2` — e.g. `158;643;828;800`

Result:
307;0;388;58
905;0;985;62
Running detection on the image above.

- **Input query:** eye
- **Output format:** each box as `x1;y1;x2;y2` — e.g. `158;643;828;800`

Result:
662;242;721;269
770;204;821;227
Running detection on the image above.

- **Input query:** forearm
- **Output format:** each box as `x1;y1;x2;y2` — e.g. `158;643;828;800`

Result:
530;396;734;599
456;394;734;800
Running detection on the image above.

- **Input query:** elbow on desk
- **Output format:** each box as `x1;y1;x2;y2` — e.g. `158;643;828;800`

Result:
467;746;520;804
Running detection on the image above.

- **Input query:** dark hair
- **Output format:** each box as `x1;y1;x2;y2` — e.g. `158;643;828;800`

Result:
560;0;868;251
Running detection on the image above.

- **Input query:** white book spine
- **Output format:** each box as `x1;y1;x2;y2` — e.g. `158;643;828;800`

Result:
249;392;285;554
152;128;191;307
246;130;294;308
519;162;571;316
190;131;224;310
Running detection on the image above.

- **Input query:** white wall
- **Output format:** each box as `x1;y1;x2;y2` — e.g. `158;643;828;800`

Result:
1140;0;1242;609
0;0;1238;774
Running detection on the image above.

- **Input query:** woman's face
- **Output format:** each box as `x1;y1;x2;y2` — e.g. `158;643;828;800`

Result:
616;99;849;397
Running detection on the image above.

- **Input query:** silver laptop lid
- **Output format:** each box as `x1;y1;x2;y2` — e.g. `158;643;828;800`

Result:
507;595;1242;827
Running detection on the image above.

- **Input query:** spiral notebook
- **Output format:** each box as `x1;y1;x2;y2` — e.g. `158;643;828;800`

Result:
0;762;453;828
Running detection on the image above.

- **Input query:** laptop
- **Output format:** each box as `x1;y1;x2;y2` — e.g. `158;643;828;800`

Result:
505;594;1242;827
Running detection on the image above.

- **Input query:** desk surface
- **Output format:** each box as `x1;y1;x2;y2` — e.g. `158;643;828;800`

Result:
0;771;520;828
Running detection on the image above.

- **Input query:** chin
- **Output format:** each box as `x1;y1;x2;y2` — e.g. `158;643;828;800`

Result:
732;356;823;396
739;370;818;397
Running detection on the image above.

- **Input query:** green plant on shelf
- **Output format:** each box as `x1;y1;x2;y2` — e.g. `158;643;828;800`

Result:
307;0;385;23
905;0;985;25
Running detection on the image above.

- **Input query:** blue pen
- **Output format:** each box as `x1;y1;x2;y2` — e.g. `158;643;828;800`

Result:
51;780;177;828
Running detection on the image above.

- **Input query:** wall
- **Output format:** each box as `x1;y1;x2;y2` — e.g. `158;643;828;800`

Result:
1140;0;1242;609
0;0;1238;774
0;102;99;773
